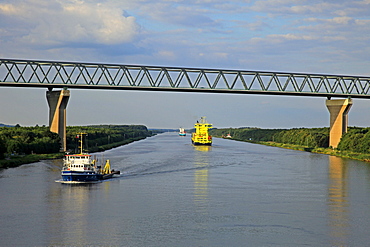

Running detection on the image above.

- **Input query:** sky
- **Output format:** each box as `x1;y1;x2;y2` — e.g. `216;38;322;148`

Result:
1;0;370;129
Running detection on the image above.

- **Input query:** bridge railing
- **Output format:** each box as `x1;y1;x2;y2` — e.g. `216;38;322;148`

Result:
1;59;370;98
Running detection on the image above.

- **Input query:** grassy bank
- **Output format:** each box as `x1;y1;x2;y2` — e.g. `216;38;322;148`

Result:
0;153;64;169
227;138;370;163
0;136;148;169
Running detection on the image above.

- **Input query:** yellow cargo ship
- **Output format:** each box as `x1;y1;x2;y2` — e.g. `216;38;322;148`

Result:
192;117;212;145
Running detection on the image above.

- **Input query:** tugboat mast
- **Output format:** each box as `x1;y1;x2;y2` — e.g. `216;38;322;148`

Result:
77;132;87;154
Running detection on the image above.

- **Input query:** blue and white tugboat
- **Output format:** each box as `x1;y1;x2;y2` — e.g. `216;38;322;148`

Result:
58;133;119;184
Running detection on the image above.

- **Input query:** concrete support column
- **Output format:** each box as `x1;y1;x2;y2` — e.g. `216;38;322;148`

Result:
326;98;352;148
46;89;70;151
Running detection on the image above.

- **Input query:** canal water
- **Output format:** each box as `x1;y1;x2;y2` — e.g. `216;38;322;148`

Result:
1;133;370;246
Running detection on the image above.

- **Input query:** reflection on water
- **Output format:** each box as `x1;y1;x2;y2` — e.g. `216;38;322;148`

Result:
328;155;349;246
47;184;96;246
193;145;212;152
193;145;211;213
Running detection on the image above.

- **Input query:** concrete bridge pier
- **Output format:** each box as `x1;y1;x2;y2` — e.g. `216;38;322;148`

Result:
46;89;70;151
326;98;352;149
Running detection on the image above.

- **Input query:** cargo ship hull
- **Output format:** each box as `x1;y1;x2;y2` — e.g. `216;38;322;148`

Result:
191;139;212;145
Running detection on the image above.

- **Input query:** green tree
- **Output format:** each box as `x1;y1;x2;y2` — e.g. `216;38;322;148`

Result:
0;137;6;159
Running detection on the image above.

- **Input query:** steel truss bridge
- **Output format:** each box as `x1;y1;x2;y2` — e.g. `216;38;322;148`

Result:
1;58;370;98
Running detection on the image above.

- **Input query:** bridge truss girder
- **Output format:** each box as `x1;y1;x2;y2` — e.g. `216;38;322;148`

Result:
1;59;370;98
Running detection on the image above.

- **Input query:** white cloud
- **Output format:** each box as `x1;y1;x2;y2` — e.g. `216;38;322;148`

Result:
0;0;140;46
138;3;218;27
250;0;370;17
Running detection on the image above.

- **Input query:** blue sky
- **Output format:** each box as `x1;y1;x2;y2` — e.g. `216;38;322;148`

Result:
1;0;370;129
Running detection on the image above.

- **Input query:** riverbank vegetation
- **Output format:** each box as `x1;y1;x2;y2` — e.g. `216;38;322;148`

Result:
0;125;152;168
66;125;152;153
209;127;370;163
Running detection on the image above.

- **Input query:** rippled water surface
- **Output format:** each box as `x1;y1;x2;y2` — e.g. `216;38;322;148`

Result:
1;133;370;246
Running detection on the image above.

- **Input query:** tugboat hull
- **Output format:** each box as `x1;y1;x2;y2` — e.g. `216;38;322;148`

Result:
61;171;100;182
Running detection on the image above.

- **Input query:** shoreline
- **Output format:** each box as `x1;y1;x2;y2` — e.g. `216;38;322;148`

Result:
221;137;370;163
0;136;148;169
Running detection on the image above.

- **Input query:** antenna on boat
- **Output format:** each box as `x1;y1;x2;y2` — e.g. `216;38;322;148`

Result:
76;132;87;154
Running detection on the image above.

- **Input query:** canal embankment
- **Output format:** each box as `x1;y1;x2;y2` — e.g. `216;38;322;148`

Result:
210;127;370;163
252;140;370;163
0;125;154;169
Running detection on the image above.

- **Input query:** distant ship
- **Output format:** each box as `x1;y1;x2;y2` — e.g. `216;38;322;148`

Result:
179;128;186;136
191;117;212;145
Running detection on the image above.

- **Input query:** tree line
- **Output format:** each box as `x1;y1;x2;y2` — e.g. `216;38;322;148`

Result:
0;125;152;159
210;126;370;154
0;126;60;159
337;127;370;153
66;125;152;153
3;124;369;160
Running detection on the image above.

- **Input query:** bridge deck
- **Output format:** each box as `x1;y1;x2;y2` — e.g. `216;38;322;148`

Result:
1;59;370;98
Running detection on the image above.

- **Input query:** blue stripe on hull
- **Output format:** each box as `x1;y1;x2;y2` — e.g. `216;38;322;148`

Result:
62;171;100;182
